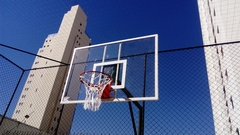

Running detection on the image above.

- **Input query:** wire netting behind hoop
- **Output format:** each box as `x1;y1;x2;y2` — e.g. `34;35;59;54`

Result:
79;71;112;111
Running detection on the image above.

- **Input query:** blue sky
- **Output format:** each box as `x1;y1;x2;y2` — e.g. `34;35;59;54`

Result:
0;0;215;134
0;0;203;69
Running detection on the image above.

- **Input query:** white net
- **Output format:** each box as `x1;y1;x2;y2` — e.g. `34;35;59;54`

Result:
79;71;112;111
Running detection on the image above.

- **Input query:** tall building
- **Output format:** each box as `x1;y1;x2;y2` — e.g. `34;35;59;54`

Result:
198;0;240;134
12;5;91;134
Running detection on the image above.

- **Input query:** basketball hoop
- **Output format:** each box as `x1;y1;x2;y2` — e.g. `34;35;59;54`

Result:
79;71;113;111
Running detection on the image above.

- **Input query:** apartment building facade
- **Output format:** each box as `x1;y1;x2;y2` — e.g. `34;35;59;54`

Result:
12;5;90;134
198;0;240;134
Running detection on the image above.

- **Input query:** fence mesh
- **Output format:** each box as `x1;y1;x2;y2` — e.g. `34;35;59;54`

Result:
0;55;23;122
1;43;240;134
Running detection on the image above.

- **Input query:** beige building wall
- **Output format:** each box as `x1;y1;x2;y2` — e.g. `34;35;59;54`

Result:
198;0;240;134
0;115;49;135
12;5;90;134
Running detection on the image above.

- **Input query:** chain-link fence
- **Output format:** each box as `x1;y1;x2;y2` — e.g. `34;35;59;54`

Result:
1;42;240;134
0;55;24;125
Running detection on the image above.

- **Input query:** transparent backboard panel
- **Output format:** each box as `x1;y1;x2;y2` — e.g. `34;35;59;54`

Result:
61;34;158;104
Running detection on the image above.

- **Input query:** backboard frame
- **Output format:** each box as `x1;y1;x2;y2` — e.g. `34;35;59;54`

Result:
93;60;127;89
60;34;158;104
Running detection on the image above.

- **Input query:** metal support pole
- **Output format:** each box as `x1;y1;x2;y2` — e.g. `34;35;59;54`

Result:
119;54;147;135
138;55;147;135
128;102;137;135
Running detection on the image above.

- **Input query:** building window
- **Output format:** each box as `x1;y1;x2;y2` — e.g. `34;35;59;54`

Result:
223;86;226;99
30;74;34;77
78;29;80;32
80;23;82;26
51;127;54;131
47;45;49;47
41;74;43;77
30;104;32;108
45;61;48;65
21;95;26;98
225;69;228;79
221;46;223;57
230;96;234;109
50;49;52;52
27;81;32;84
35;61;39;64
54;117;56;121
76;41;78;43
46;40;48;42
35;88;38;92
49;40;51;42
15;110;20;114
25;88;29;91
40;50;44;53
19;102;23;106
218;59;221;68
